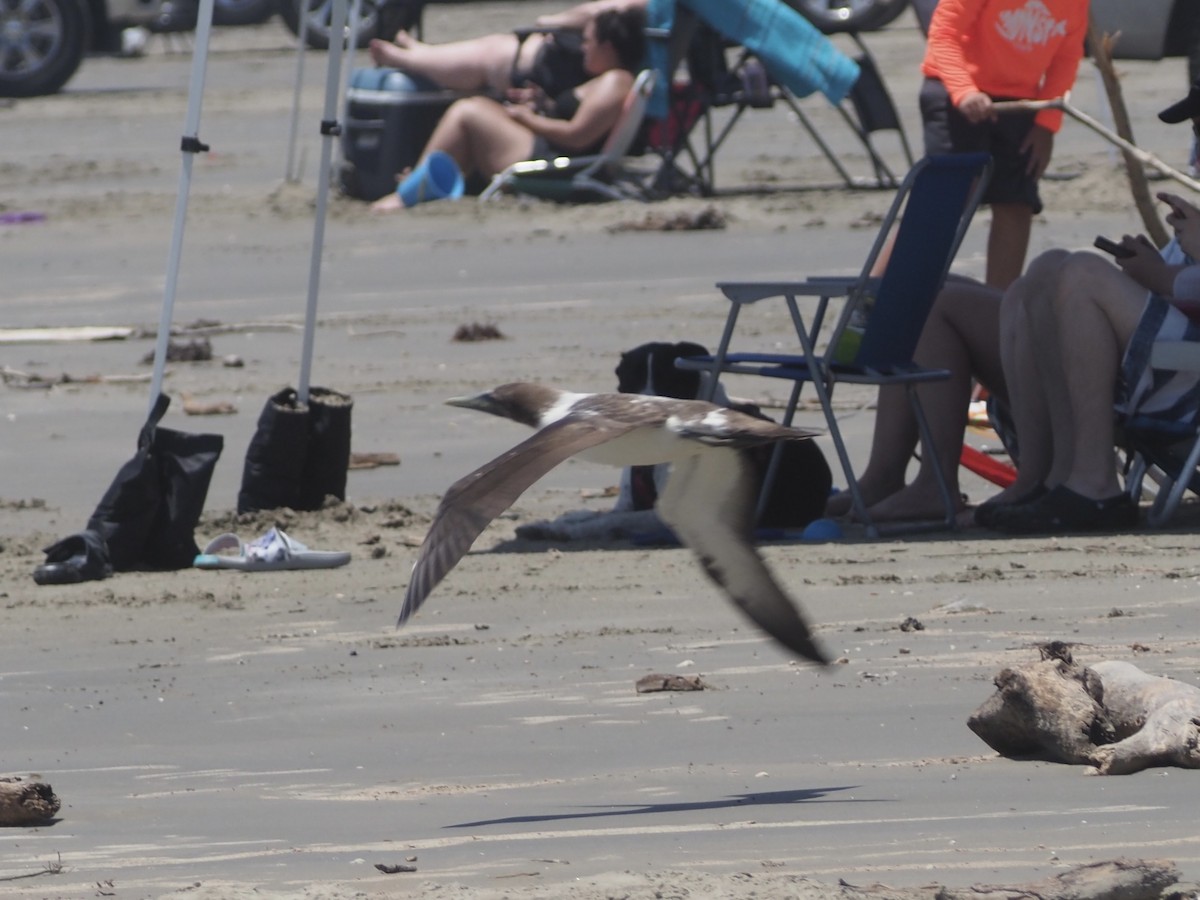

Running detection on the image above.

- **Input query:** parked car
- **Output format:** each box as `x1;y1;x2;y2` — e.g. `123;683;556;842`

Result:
1087;0;1199;61
0;0;166;97
787;0;909;33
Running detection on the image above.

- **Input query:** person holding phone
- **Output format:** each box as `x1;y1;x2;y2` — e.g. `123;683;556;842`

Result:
984;174;1200;533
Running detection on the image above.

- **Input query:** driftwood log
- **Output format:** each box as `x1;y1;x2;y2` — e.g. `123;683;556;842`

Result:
0;777;60;826
969;645;1200;775
758;859;1182;900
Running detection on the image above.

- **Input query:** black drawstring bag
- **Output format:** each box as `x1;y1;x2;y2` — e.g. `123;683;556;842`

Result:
86;393;224;571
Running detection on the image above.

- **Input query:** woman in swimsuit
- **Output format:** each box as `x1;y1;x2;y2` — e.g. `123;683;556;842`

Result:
370;6;644;212
367;0;647;96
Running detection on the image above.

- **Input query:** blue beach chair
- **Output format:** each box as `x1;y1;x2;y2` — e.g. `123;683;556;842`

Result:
675;153;993;537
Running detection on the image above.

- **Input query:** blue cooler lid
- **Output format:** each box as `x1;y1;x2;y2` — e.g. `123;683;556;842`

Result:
349;67;445;94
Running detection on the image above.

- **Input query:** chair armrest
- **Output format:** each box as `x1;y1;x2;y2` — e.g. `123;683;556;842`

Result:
1150;341;1200;371
716;276;873;304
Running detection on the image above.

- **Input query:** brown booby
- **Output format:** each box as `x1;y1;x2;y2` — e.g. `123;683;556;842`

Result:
399;382;830;665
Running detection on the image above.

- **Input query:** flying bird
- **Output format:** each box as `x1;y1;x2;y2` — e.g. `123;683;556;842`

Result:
399;382;829;665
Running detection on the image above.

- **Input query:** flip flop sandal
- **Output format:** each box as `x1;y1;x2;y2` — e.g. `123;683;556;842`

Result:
194;527;351;571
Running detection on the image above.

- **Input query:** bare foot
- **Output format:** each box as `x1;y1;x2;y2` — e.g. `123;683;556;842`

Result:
367;38;406;68
824;477;904;518
370;191;403;213
861;482;964;524
392;28;416;48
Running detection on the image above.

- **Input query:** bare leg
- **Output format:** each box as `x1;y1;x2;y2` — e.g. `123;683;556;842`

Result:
1052;255;1148;499
425;96;536;176
367;31;534;94
369;96;535;212
864;280;1006;522
823;380;913;517
993;248;1072;502
986;202;1033;289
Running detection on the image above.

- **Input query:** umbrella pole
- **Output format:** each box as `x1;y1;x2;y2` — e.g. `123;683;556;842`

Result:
296;0;349;406
284;0;312;183
149;0;216;413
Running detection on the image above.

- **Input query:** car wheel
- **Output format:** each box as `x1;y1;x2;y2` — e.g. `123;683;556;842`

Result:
787;0;910;33
213;0;276;26
278;0;378;50
0;0;87;97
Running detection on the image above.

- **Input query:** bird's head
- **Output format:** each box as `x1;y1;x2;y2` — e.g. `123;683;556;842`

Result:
445;383;564;429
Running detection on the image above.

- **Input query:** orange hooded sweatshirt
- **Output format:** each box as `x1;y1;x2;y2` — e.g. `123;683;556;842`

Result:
922;0;1088;132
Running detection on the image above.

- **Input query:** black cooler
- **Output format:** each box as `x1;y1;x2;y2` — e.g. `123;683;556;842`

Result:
340;68;462;201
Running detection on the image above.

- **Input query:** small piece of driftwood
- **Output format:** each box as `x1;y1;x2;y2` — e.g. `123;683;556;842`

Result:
349;451;401;469
181;394;237;416
0;777;60;826
969;644;1200;775
635;673;708;693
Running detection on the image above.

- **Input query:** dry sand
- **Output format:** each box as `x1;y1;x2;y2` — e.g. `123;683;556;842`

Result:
3;5;1200;898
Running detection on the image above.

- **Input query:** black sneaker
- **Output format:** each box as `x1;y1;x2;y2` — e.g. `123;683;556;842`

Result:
990;485;1138;534
973;484;1046;529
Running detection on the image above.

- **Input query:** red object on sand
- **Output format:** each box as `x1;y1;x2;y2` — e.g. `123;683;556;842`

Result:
960;444;1017;487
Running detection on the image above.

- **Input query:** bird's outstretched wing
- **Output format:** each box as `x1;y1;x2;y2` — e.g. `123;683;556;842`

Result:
657;449;829;665
399;418;633;626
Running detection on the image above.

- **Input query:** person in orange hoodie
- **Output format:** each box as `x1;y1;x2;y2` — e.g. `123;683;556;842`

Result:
921;0;1089;289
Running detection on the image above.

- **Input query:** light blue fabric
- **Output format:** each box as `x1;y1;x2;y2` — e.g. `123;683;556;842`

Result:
645;0;860;120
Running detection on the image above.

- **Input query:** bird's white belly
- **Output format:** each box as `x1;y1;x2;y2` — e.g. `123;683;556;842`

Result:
576;426;696;467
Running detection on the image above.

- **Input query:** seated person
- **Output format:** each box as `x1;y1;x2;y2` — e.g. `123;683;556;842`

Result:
823;275;1012;526
370;6;645;213
367;0;648;96
826;88;1200;529
985;190;1200;533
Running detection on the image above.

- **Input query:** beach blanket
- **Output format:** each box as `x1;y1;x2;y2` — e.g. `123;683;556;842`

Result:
646;0;861;119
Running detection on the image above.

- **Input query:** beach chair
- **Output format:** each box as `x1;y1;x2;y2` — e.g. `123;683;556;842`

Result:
1121;341;1200;526
689;32;912;192
643;0;907;195
479;69;658;202
674;153;993;537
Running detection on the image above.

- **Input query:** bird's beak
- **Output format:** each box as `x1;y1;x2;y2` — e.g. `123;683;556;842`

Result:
445;391;503;418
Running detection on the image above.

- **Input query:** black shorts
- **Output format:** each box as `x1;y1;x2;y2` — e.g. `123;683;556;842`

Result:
919;76;1042;214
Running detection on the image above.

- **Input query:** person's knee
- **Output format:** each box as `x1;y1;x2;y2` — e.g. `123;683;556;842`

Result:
1021;247;1070;287
443;96;491;127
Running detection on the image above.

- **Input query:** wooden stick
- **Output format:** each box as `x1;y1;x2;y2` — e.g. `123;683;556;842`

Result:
993;95;1200;197
1091;24;1170;246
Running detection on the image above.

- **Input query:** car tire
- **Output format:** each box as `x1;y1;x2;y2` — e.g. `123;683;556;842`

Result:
787;0;910;34
0;0;88;97
213;0;276;26
278;0;378;50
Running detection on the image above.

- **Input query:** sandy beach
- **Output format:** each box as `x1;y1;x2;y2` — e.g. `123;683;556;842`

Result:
3;5;1200;897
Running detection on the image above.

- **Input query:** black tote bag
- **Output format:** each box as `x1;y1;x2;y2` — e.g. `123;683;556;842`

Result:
87;394;224;570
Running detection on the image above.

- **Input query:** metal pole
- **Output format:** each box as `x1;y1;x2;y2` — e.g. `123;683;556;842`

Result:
149;0;216;411
284;0;313;182
296;0;348;405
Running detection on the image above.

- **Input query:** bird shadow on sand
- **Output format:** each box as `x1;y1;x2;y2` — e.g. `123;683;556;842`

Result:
447;785;870;828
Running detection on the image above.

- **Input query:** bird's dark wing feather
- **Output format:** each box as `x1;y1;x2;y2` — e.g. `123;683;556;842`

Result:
656;449;829;665
399;418;634;626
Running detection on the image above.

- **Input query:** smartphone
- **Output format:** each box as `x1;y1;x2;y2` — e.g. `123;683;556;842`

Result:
1094;235;1135;259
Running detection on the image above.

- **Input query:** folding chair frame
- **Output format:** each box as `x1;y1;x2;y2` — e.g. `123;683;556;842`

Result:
675;153;993;538
648;28;913;196
1122;340;1200;526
